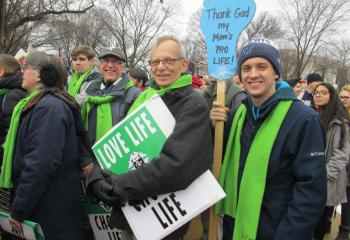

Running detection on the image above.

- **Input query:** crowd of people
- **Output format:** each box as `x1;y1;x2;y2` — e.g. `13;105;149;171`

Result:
0;34;349;240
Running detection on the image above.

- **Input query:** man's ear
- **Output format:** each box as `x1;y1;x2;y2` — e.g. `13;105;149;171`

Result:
0;68;4;78
181;59;190;71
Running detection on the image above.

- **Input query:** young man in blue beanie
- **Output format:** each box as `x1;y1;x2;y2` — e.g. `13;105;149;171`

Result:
211;36;327;240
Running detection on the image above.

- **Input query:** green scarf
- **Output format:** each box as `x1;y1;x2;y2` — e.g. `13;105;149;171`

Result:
81;80;134;141
216;100;292;240
127;74;192;114
0;89;42;188
68;66;94;97
0;88;8;96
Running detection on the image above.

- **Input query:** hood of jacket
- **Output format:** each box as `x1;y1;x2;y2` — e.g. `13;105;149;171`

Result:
245;81;299;121
0;72;23;89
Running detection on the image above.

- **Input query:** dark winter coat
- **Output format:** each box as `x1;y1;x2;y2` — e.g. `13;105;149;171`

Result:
223;87;327;240
88;85;214;239
11;94;82;240
73;66;102;106
83;73;140;143
0;73;26;150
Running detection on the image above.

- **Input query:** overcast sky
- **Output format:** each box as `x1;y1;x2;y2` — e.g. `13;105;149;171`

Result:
176;0;349;39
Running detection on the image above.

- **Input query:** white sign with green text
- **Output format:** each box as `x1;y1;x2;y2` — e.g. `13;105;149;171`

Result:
0;212;45;240
92;95;226;240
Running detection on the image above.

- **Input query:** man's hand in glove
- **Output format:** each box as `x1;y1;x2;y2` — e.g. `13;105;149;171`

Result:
91;179;123;207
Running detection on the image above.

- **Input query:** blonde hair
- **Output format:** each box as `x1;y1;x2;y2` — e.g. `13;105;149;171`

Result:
340;84;350;114
341;84;350;93
151;36;186;59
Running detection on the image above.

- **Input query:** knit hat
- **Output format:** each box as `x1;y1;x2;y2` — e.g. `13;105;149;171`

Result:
306;73;323;84
237;36;281;81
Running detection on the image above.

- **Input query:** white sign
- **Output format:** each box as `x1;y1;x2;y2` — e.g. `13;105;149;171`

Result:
0;212;45;240
122;170;226;240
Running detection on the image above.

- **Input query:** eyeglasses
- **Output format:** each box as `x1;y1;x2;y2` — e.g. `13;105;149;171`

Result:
148;57;184;67
22;65;40;74
313;90;329;96
100;58;124;65
340;96;350;100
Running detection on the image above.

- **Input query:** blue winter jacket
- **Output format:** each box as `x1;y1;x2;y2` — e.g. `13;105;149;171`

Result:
222;85;327;240
11;94;81;240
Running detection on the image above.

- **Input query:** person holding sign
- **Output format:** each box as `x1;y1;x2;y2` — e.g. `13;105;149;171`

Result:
211;36;327;240
88;36;213;239
0;51;84;239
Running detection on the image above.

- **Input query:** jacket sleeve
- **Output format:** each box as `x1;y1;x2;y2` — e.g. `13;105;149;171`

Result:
326;124;350;181
274;114;327;240
11;101;71;222
114;102;214;200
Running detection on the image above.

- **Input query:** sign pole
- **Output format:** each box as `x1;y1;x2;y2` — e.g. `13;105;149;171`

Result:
200;0;256;238
208;80;226;240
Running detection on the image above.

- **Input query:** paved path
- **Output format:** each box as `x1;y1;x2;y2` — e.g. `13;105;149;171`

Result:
184;213;343;240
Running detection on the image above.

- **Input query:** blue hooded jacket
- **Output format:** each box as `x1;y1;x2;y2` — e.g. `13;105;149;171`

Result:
223;83;327;240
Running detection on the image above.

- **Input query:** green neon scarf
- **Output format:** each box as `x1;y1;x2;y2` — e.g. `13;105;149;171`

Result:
0;89;42;188
68;66;94;97
127;74;192;114
0;89;8;96
81;80;134;141
216;100;292;240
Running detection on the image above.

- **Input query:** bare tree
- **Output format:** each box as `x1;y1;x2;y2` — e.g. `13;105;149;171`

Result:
103;0;178;68
236;11;283;51
0;0;95;54
182;9;207;68
330;39;350;88
30;7;111;63
245;12;283;40
280;0;349;78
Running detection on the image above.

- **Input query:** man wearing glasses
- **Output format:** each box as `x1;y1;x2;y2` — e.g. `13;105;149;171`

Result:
80;48;140;146
87;36;213;239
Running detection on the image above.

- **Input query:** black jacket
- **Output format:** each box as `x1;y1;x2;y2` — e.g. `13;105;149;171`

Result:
0;73;26;159
223;86;327;240
88;85;214;239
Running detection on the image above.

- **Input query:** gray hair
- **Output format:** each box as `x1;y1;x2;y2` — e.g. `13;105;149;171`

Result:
25;51;67;89
151;35;186;59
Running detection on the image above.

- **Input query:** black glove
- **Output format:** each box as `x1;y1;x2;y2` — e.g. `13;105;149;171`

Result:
91;179;123;207
102;170;127;205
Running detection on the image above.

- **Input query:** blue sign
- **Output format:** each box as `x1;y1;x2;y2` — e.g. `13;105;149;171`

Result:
200;0;256;80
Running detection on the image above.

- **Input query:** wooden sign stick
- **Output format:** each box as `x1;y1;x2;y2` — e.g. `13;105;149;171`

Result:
208;79;226;240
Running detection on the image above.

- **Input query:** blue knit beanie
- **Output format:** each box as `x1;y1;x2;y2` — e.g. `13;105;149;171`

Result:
237;36;281;81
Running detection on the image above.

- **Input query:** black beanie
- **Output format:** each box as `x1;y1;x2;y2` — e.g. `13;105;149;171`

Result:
40;64;59;88
306;73;323;84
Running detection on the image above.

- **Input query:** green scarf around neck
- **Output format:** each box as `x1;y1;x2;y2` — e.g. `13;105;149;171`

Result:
81;80;134;142
0;88;9;96
68;66;94;97
0;89;42;188
216;100;292;240
127;74;192;115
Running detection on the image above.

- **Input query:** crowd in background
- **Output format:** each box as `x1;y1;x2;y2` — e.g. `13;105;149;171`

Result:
0;34;350;240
